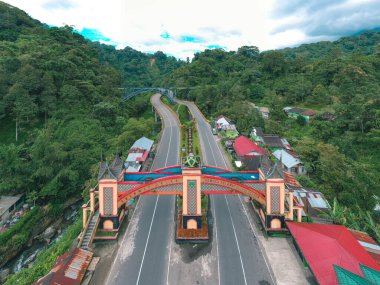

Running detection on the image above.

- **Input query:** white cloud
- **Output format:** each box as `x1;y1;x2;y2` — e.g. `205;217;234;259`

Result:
4;0;380;59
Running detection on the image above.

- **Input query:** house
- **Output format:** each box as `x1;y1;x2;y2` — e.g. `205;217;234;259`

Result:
263;134;285;149
283;171;330;220
286;222;380;285
233;135;265;159
130;136;154;153
124;137;154;172
215;115;239;138
33;248;93;285
0;195;23;225
259;107;270;119
290;188;330;218
125;151;148;172
250;127;264;144
284;107;318;123
272;149;306;175
215;115;232;130
349;229;380;265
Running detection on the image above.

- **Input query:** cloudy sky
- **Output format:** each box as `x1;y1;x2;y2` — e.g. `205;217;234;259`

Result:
4;0;380;59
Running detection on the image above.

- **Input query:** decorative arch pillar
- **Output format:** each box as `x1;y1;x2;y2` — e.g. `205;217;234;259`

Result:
182;168;202;229
265;178;287;230
98;179;119;230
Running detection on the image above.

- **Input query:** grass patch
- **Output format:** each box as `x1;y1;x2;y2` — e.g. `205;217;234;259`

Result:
161;96;177;111
95;230;118;237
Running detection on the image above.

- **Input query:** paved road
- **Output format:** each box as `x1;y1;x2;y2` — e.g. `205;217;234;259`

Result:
105;95;273;285
105;94;180;285
183;101;275;285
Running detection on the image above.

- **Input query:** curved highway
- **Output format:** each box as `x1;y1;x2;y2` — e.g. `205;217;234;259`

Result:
105;94;180;285
183;101;275;285
105;95;273;285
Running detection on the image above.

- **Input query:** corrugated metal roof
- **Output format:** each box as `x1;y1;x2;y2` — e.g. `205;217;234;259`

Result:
126;153;143;162
33;248;93;285
273;149;301;168
126;165;141;172
295;188;330;209
359;241;380;252
0;195;22;216
307;192;330;209
131;137;154;152
290;191;307;216
216;116;230;127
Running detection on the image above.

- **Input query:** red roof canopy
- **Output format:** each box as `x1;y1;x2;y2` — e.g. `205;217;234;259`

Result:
136;150;149;162
302;110;318;116
233;136;264;157
287;222;380;285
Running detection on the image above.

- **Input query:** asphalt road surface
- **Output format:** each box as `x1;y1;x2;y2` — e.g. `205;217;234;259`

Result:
183;101;274;285
105;94;180;285
105;95;273;285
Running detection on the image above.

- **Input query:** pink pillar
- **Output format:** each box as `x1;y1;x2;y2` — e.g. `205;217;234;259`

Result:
289;192;294;220
90;189;95;213
82;204;88;229
297;208;302;222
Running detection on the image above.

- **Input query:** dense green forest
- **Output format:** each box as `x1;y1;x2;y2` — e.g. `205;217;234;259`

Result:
1;0;380;275
164;33;380;238
0;1;178;268
93;43;184;86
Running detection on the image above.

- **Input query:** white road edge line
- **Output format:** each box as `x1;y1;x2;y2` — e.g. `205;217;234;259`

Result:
211;196;221;285
136;195;160;285
166;217;173;285
150;95;179;285
104;197;142;285
195;104;247;285
185;102;221;285
237;195;276;285
190;102;223;285
224;195;248;285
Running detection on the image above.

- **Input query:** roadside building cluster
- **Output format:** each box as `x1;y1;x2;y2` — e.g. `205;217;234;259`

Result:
212;114;380;284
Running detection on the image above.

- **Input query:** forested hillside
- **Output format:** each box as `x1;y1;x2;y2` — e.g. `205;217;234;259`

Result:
1;0;380;261
92;44;184;86
0;1;177;267
164;33;380;237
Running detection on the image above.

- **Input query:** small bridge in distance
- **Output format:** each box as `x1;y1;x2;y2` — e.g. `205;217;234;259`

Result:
118;87;195;102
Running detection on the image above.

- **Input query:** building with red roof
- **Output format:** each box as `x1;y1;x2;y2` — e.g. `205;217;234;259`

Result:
286;222;380;285
233;135;265;158
349;229;380;266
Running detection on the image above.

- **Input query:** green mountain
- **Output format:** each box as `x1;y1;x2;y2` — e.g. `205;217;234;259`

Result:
164;33;380;239
0;0;183;270
0;0;379;270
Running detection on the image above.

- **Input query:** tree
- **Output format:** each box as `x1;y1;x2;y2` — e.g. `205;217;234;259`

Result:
26;190;38;207
261;50;287;77
5;83;37;141
296;115;306;126
237;46;260;60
